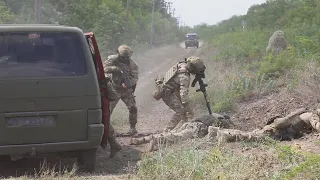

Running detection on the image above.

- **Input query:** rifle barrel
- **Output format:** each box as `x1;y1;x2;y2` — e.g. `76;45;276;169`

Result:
203;92;212;115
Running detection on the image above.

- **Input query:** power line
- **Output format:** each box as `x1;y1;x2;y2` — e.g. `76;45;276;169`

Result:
150;0;155;48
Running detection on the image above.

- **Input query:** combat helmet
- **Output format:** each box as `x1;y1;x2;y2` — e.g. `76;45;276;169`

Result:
185;56;206;75
117;44;133;58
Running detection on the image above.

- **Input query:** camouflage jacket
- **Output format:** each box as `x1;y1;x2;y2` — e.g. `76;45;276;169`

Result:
105;77;119;101
164;62;191;104
103;54;139;89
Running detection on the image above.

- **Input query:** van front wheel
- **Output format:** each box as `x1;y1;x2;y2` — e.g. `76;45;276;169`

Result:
77;148;97;172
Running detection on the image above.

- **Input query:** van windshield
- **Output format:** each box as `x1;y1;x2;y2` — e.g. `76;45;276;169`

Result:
0;32;87;78
186;34;198;40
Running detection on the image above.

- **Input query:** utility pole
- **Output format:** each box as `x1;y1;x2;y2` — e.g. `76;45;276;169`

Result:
125;0;130;40
162;1;167;44
150;0;155;48
34;0;40;23
167;2;172;16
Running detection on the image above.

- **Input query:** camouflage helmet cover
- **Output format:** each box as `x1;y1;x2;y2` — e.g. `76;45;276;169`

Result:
118;44;133;57
186;56;206;74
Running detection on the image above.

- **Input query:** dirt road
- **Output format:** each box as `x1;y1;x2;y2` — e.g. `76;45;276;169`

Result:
92;42;205;175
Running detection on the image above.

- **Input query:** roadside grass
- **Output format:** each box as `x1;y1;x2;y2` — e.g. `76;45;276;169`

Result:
3;160;79;180
137;137;320;180
190;30;320;113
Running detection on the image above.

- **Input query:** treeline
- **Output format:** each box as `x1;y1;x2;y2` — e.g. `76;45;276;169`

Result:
193;0;320;58
0;0;185;56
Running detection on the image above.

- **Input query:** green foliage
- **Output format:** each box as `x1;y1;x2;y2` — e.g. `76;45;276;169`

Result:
137;140;320;180
0;0;184;54
190;0;320;113
278;152;320;179
0;1;15;23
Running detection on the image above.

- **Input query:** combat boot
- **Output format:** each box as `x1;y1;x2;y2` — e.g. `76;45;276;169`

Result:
127;127;138;136
127;123;138;136
107;137;122;158
147;136;157;152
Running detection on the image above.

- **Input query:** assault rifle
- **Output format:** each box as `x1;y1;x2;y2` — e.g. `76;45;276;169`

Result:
120;70;136;93
191;71;213;115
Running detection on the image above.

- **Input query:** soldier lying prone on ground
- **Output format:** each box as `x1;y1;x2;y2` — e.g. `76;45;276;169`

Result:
130;113;231;151
130;107;320;152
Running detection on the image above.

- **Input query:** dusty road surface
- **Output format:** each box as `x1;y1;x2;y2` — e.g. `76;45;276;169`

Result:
0;42;204;179
94;42;205;175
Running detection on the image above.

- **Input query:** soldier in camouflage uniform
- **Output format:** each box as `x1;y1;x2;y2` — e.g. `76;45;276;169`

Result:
266;30;288;54
103;44;139;135
130;113;231;152
152;56;206;132
131;108;320;152
209;108;320;143
101;76;122;158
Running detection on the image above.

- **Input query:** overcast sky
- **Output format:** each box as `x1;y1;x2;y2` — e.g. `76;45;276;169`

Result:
166;0;266;27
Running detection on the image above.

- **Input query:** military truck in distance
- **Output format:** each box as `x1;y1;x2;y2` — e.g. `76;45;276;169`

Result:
0;25;110;172
185;33;199;49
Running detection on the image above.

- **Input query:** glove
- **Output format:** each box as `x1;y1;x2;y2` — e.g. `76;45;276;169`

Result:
132;84;137;93
155;75;164;85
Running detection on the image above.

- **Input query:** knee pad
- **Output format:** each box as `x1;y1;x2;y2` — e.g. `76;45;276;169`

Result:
129;106;138;114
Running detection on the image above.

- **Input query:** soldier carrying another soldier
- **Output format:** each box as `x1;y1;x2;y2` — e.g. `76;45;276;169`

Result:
103;44;139;135
152;56;206;132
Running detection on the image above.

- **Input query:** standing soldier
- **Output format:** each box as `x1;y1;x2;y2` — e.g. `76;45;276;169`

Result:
152;56;206;132
101;76;122;158
103;44;139;135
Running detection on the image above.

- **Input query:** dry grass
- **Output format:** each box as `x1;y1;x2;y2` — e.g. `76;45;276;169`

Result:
190;47;277;113
3;160;78;180
295;61;320;99
3;159;131;180
136;137;320;180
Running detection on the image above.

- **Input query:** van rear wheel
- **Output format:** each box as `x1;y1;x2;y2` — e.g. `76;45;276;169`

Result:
77;148;97;172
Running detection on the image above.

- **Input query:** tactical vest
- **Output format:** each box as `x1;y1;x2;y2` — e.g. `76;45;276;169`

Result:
163;61;189;90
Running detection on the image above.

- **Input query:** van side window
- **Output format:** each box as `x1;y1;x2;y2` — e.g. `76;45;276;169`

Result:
0;32;87;78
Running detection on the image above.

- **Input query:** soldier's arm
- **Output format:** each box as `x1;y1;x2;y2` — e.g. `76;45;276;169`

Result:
103;55;121;74
106;80;119;101
179;73;191;105
130;59;139;85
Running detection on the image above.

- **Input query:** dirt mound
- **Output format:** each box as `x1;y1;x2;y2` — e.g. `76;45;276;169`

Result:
231;90;317;131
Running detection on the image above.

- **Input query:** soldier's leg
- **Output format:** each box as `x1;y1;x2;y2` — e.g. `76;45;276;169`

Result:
107;124;122;158
308;111;320;131
109;97;120;115
162;92;185;131
148;129;195;151
121;91;138;134
175;90;193;121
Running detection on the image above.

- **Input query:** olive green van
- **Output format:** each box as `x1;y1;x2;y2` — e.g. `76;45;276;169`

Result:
0;25;104;172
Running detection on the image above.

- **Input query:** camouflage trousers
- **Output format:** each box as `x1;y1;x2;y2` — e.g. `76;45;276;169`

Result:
130;122;207;151
110;88;137;128
162;89;193;131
